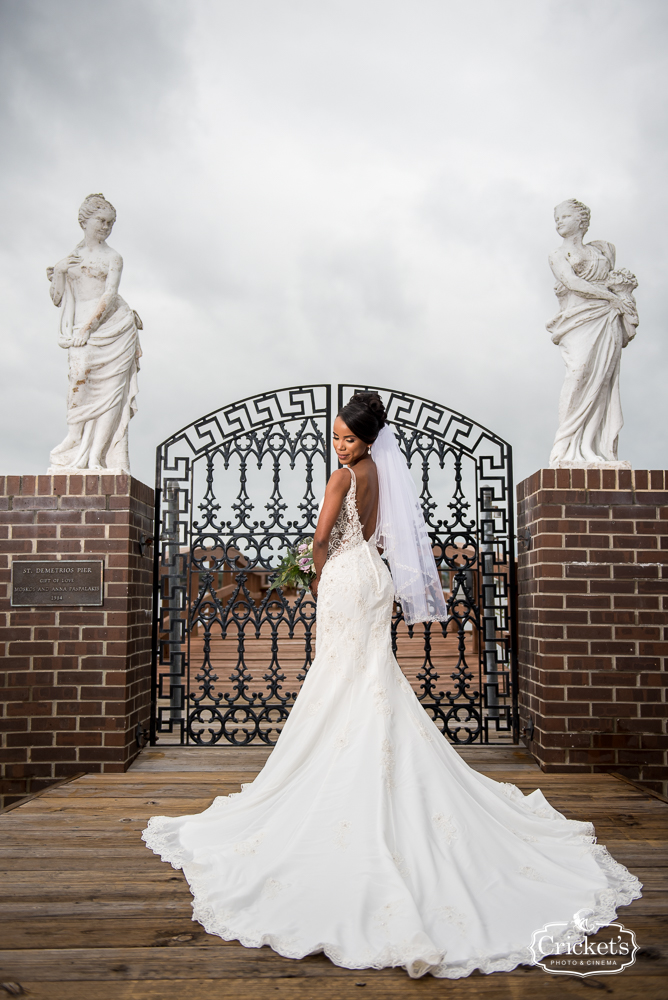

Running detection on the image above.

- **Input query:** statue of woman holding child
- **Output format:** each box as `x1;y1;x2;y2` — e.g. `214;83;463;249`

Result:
547;199;638;468
47;193;142;473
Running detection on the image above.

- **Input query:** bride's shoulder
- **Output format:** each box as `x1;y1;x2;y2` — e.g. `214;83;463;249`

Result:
349;457;377;492
327;467;352;493
355;455;377;477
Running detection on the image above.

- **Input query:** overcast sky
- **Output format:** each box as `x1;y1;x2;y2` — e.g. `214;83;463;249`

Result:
1;0;666;486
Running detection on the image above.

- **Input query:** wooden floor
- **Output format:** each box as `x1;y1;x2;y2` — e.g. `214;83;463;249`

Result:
0;746;666;999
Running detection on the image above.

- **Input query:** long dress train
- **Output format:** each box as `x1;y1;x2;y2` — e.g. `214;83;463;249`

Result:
143;468;642;979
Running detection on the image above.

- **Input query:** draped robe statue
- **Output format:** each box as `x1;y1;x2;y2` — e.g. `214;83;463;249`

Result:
547;200;638;469
47;193;141;474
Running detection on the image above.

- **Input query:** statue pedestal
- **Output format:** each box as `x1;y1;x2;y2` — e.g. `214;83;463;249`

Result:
0;474;153;808
549;461;632;471
517;468;668;797
47;466;129;475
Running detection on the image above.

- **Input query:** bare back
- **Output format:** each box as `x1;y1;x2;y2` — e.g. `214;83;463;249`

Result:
348;455;378;541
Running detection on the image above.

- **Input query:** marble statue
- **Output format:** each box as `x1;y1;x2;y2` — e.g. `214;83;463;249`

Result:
47;193;142;474
547;199;638;469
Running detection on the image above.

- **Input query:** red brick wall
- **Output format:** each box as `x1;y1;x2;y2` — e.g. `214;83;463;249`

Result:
0;474;154;808
517;468;668;797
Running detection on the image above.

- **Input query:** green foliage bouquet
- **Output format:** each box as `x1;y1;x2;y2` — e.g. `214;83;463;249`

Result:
271;539;315;591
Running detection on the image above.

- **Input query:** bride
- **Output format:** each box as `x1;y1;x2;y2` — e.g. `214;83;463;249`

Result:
143;391;641;979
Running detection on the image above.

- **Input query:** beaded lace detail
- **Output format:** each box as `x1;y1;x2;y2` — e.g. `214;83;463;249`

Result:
328;467;365;558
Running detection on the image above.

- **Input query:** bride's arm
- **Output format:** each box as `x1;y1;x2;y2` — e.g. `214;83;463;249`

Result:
310;469;351;596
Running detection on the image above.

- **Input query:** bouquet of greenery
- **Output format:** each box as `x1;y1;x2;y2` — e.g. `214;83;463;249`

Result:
271;539;315;591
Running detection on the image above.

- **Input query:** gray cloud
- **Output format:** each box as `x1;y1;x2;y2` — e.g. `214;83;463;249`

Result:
0;0;666;485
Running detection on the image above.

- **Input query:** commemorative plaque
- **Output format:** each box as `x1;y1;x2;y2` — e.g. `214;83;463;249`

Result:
11;561;104;606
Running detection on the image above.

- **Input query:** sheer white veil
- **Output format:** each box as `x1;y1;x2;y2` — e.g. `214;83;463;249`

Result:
371;424;447;625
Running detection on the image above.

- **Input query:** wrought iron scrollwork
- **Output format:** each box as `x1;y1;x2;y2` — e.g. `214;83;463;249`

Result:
150;383;517;748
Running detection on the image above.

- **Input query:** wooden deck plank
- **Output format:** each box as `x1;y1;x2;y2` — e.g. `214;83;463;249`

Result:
21;787;643;807
130;748;274;772
39;773;642;789
0;901;193;918
3;897;658;927
2;845;665;872
128;744;536;773
8;896;666;923
10;976;668;1000
1;942;666;981
1;912;666;951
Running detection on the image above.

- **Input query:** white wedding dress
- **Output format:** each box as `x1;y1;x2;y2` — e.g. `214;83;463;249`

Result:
143;469;642;979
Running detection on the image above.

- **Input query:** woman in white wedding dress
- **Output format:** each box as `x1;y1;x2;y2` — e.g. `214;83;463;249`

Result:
143;392;642;980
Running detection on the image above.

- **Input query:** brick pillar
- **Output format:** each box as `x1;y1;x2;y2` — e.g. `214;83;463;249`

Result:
0;474;154;808
517;468;668;797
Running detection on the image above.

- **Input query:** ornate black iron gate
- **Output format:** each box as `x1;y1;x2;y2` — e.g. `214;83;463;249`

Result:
150;384;518;747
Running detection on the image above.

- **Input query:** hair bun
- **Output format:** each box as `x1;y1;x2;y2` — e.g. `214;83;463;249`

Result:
337;391;387;444
350;392;387;427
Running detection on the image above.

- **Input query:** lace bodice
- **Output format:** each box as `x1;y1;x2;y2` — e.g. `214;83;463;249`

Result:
328;467;365;558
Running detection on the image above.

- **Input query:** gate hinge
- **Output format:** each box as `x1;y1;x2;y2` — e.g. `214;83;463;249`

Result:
135;723;150;748
521;717;534;741
139;534;154;557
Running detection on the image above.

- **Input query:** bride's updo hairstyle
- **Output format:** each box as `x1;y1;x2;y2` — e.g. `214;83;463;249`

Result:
338;392;388;445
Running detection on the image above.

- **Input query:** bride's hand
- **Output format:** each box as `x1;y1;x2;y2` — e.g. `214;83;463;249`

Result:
310;576;319;598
